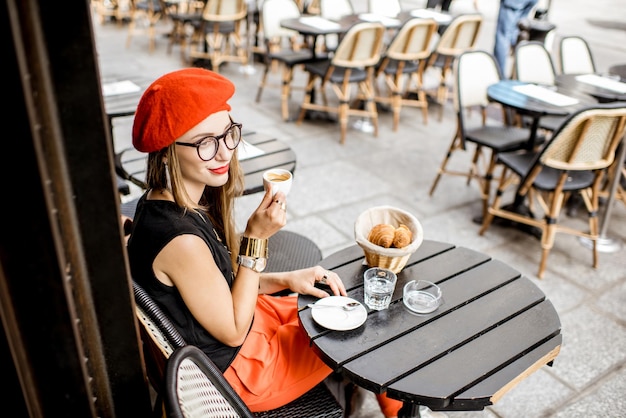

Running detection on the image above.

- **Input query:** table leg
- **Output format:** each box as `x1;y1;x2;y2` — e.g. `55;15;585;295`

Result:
526;116;540;150
399;402;422;418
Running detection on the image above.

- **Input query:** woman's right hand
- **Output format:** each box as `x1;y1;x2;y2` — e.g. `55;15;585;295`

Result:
244;188;287;239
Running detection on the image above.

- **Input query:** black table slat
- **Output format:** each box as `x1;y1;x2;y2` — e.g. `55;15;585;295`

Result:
388;300;561;408
452;335;562;408
322;270;542;383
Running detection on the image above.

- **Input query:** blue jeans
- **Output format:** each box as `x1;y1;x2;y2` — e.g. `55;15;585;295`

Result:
494;0;538;77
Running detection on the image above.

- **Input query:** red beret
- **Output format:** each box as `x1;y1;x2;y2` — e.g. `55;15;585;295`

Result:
132;68;235;153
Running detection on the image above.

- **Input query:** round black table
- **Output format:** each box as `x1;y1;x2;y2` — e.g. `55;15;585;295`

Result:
608;63;626;80
486;79;597;149
556;73;626;103
297;241;562;418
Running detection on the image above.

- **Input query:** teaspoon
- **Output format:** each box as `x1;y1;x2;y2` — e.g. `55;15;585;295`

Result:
307;302;361;311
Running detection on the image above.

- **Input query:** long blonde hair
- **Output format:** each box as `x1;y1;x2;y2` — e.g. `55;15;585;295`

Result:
145;145;245;269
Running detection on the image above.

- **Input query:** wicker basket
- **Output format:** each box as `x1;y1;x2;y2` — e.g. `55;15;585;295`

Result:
354;206;424;274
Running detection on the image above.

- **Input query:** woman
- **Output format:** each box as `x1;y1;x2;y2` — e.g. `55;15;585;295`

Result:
127;68;402;417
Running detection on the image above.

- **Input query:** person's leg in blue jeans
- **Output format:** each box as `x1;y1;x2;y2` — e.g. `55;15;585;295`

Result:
494;0;538;77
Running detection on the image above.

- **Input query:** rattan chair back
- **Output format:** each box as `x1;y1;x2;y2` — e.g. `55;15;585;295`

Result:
513;40;556;85
165;345;255;418
558;35;596;75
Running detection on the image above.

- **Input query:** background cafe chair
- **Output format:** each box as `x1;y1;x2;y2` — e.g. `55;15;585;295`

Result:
513;40;566;134
558;35;596;75
187;0;248;72
125;0;167;53
368;0;402;18
513;40;556;86
255;0;322;121
429;50;538;220
319;0;354;21
424;13;482;121
164;0;206;61
296;22;386;144
374;17;438;131
318;0;355;52
479;103;626;279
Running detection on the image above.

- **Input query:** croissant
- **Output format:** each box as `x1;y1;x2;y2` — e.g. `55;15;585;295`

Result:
393;224;413;248
368;224;395;248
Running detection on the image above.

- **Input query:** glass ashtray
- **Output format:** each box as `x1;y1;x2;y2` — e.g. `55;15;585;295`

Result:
403;280;442;314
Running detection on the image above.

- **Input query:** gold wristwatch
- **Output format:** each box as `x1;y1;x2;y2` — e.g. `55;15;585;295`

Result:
237;236;268;273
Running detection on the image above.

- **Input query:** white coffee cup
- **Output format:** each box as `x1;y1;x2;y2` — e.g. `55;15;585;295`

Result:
263;169;293;197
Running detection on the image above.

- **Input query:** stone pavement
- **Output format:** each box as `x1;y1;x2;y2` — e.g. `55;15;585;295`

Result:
93;0;626;416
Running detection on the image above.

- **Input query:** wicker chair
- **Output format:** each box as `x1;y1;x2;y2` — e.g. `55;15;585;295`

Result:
425;13;482;121
375;17;438;130
479;103;626;278
429;50;538;220
133;280;342;418
296;22;386;144
255;0;323;121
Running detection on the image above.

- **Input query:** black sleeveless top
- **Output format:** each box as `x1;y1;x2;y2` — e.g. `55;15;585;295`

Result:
127;193;241;371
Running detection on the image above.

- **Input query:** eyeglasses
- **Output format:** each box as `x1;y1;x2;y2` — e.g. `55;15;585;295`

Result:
175;120;242;161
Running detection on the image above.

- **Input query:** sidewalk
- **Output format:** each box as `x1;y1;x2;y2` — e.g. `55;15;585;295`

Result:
93;1;626;416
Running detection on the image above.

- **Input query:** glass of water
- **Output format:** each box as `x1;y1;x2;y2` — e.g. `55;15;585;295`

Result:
363;267;397;311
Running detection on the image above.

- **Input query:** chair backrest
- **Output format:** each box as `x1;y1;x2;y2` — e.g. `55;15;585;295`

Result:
559;35;596;75
320;0;353;21
133;280;187;394
433;13;482;57
261;0;302;41
202;0;247;22
384;17;437;62
165;345;255;418
331;22;385;68
537;104;626;172
368;0;401;17
454;49;502;112
514;40;556;85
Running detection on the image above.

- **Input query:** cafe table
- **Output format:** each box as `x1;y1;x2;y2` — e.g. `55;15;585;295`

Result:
297;241;562;418
486;79;598;150
115;130;297;195
555;73;626;103
280;10;452;58
101;75;152;140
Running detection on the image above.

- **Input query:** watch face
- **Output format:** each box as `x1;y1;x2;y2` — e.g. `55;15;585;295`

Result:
239;255;267;272
255;257;267;272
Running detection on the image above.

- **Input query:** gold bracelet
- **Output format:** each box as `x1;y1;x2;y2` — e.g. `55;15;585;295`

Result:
239;236;268;258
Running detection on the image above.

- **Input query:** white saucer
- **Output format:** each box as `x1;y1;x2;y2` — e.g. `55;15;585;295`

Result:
310;296;367;331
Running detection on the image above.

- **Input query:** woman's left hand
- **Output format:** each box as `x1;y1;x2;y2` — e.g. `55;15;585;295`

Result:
287;266;347;298
261;266;347;298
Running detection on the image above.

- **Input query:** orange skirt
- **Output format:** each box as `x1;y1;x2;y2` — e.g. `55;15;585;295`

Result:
223;294;332;412
223;294;402;416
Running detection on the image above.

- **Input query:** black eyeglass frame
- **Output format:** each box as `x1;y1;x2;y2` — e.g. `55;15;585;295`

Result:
175;119;243;161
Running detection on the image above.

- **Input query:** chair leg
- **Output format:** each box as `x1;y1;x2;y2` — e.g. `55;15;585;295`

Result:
392;91;401;132
255;63;270;103
479;165;510;235
429;128;462;196
281;66;295;121
338;100;349;144
296;74;316;125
